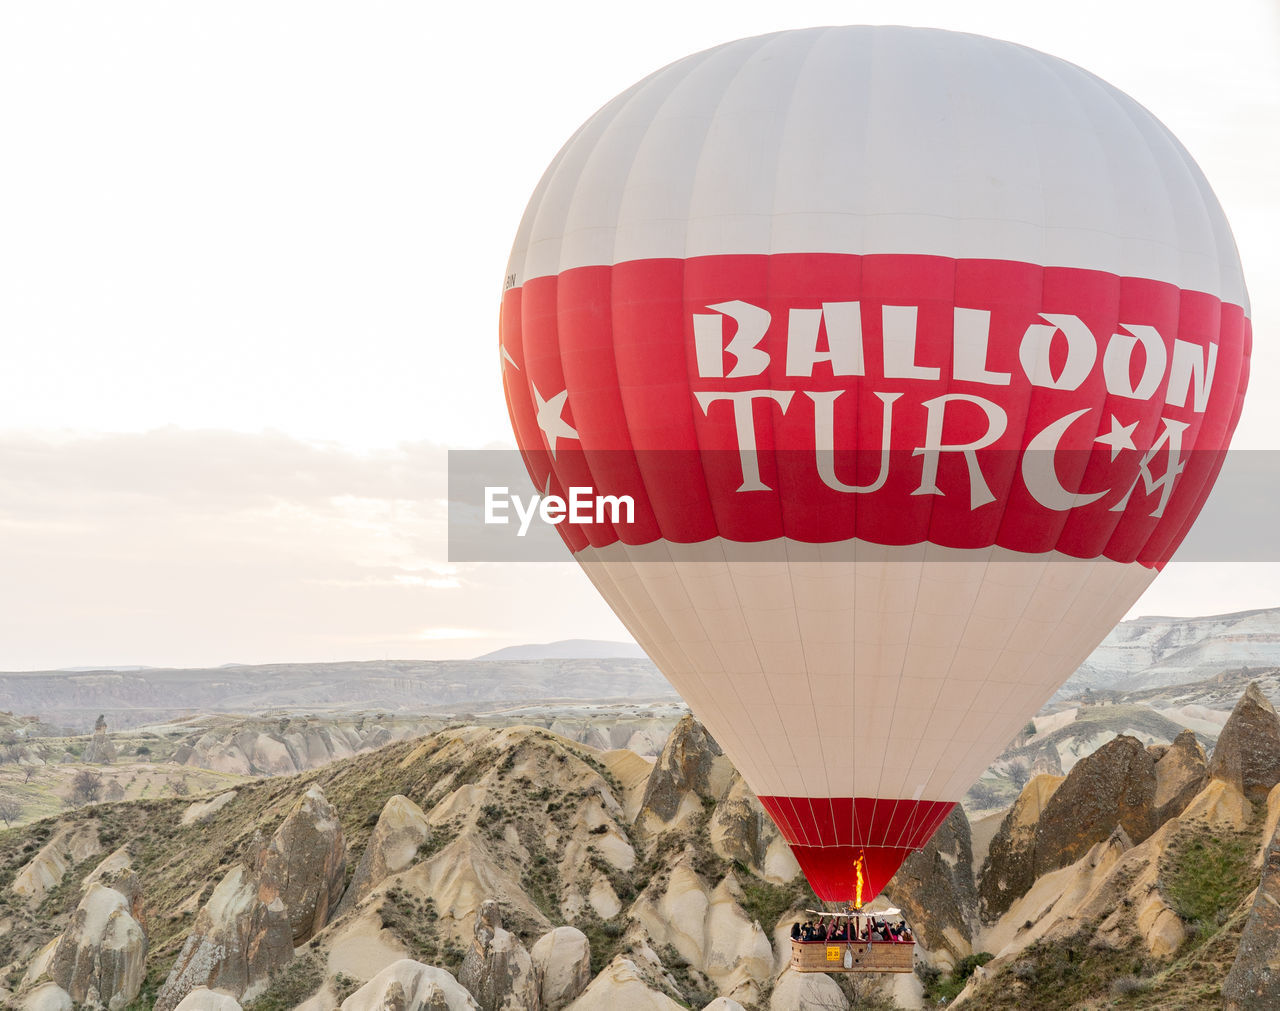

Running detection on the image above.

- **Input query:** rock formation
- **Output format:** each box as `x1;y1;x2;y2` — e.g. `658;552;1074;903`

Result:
180;791;237;826
769;967;848;1010
156;784;347;1007
634;717;734;837
12;822;102;904
255;784;345;944
81;715;117;765
16;696;1280;1009
152;863;294;1011
980;736;1162;919
962;774;1258;1007
1223;822;1280;1008
172;991;244;1010
1031;734;1157;877
1208;681;1280;801
457;899;540;1011
96;860;142;912
17;983;73;1011
565;955;685;1010
341;960;480;1011
1258;781;1280;870
49;880;147;1009
530;926;591;1011
707;775;798;884
1152;728;1207;825
887;806;979;968
629;856;773;1001
978;773;1062;919
338;793;432;915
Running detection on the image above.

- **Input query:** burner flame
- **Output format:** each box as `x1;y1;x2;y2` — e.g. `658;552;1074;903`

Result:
854;852;864;910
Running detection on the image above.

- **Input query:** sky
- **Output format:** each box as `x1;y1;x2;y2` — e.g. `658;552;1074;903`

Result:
0;1;1277;669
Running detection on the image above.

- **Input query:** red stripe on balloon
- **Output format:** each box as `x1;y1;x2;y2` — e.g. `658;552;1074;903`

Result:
759;796;957;903
502;253;1249;568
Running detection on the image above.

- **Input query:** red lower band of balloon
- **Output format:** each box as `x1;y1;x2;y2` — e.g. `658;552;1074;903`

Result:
758;796;956;903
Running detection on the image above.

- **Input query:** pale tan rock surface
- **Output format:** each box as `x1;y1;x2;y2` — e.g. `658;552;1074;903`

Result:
171;988;245;1010
323;902;410;983
457;899;539;1011
634;717;734;839
565;956;685;1011
176;720;418;778
19;936;61;990
887;806;978;970
17;982;73;1011
530;926;591;1011
340;960;480;1011
977;774;1062;919
599;749;655;824
1152;728;1208;824
409;834;551;944
180;791;237;826
1258;781;1280;869
1178;777;1253;831
81;845;133;892
152;864;293;1011
707;775;798;884
769;967;848;1010
49;882;147;1009
255;784;345;945
12;822;102;903
1208;681;1280;801
629;855;772;995
338;794;431;914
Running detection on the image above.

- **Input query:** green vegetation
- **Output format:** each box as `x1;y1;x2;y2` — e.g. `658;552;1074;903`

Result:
1165;832;1254;928
658;944;714;1009
737;873;818;932
378;886;455;970
918;952;993;1003
587;849;636;904
333;972;361;1003
245;953;324;1010
577;913;626;975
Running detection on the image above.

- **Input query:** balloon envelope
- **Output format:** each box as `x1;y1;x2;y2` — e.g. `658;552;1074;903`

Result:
499;27;1250;902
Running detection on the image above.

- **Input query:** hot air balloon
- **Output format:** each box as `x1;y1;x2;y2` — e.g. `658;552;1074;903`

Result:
498;26;1250;937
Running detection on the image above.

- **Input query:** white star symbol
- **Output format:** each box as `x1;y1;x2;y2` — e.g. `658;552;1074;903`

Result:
533;383;578;459
500;342;520;373
1094;415;1139;461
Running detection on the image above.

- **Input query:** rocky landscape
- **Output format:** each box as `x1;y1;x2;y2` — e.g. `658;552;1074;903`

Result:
0;704;690;831
1066;608;1280;693
0;652;679;731
964;663;1280;816
0;679;1277;1009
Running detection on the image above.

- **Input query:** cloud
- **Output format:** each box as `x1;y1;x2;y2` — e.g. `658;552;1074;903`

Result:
0;428;448;511
0;427;629;670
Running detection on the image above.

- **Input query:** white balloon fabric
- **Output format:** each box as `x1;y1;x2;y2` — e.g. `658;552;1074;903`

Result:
500;27;1251;902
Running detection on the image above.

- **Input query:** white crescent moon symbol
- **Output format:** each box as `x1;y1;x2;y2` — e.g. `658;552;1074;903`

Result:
1021;408;1107;511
